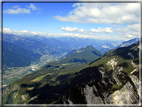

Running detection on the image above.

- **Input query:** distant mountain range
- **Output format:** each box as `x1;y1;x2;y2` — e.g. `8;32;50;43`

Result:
2;39;141;104
3;33;139;68
56;37;123;54
3;34;139;56
3;34;71;56
116;38;139;48
3;34;73;68
3;41;41;67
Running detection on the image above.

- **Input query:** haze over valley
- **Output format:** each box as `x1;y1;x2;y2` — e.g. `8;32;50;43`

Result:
2;2;141;106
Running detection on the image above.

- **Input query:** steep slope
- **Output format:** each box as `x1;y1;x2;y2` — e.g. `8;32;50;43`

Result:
61;49;77;58
3;41;41;67
59;45;102;63
3;34;71;86
57;42;141;105
2;42;141;105
2;45;101;104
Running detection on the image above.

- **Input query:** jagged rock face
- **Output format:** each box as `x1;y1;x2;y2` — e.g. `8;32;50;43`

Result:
60;57;140;105
61;71;140;104
3;42;141;105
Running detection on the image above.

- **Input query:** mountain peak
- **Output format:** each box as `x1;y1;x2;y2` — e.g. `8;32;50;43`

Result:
86;45;94;49
59;45;102;63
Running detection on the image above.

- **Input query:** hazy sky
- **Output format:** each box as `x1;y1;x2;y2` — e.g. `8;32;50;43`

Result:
2;2;140;41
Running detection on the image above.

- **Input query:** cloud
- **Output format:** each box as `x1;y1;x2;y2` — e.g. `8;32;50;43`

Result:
61;27;86;33
2;28;98;39
116;33;137;38
89;23;140;38
2;27;139;41
54;3;140;24
61;27;78;32
114;23;140;38
78;29;86;33
3;8;30;14
2;28;46;36
90;27;113;33
28;4;37;10
88;32;95;35
127;24;140;32
3;28;12;33
4;4;38;14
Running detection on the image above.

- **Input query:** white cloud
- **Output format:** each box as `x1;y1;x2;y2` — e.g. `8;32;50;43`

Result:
117;33;137;38
90;27;113;33
89;23;140;38
61;27;86;33
3;28;12;33
28;4;37;10
4;4;38;14
2;28;97;39
2;27;139;41
4;8;30;14
114;23;140;38
89;32;95;35
78;29;86;33
114;27;129;33
127;24;140;32
3;28;45;36
61;27;78;32
54;3;140;24
47;33;99;39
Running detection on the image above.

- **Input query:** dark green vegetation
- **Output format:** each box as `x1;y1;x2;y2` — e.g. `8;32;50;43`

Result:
3;34;71;86
3;62;87;104
3;42;140;104
3;41;41;67
3;45;102;104
57;42;141;104
3;54;65;86
3;34;72;69
58;45;102;63
89;43;139;74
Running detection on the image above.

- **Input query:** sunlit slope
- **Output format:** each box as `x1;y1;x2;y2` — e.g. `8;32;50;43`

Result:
57;42;141;104
3;43;140;104
59;45;102;64
3;45;102;104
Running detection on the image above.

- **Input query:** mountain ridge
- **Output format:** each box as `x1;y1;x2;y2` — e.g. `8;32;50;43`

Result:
2;41;141;105
59;45;102;64
57;42;141;104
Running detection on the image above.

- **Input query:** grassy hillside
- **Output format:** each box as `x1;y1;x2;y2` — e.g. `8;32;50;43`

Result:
2;45;102;104
3;43;140;104
57;42;140;104
59;45;102;64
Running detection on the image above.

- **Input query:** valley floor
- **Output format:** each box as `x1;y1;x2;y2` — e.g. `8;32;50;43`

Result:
3;54;66;86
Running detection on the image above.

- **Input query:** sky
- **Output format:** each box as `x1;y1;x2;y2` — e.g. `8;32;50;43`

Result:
2;1;141;41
